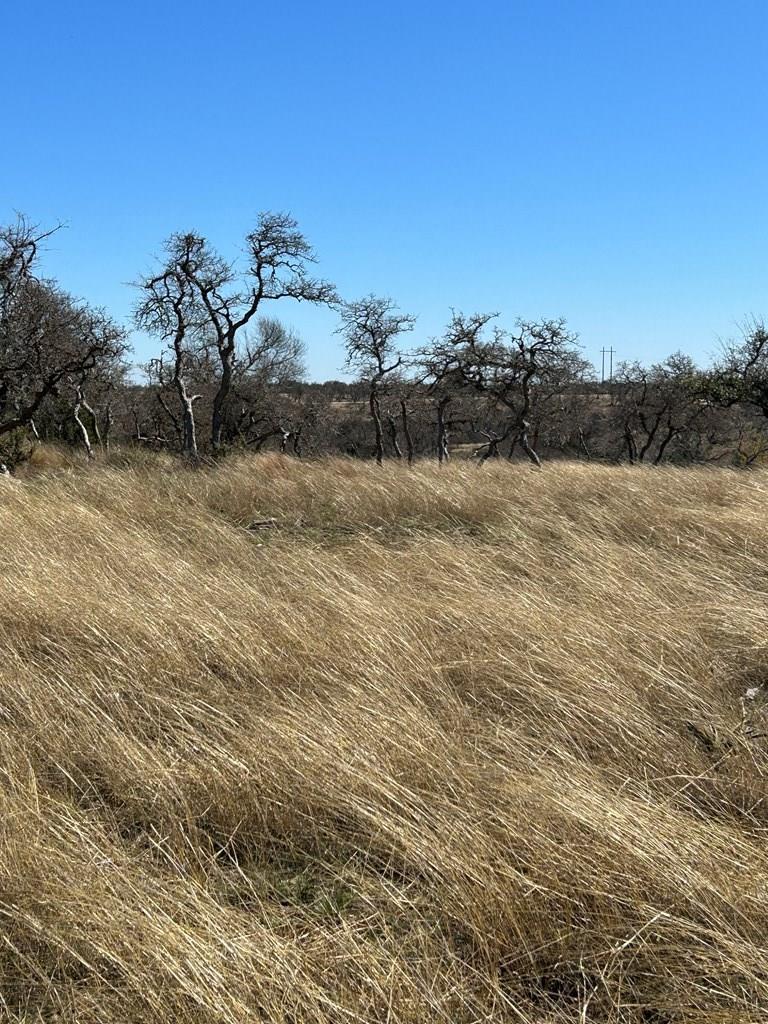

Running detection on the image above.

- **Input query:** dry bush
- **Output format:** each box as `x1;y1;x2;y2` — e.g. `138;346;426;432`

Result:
1;452;768;1021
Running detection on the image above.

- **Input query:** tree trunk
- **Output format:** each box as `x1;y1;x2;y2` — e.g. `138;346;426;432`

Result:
519;419;541;467
175;379;199;460
400;399;414;465
624;425;637;465
211;354;233;452
103;405;113;452
654;423;677;465
79;392;102;450
157;391;183;448
477;433;502;464
386;413;403;458
638;409;665;463
292;428;304;458
370;387;385;465
73;389;94;460
436;397;451;463
578;427;591;460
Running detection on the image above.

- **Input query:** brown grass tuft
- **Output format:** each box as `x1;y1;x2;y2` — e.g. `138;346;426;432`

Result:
1;452;768;1021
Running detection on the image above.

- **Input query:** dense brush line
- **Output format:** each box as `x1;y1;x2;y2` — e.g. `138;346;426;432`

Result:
4;215;768;470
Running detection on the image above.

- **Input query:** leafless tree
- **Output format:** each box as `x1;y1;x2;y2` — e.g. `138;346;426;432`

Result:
707;318;768;420
417;353;470;463
337;296;415;464
423;313;585;466
1;217;128;446
136;245;206;459
136;214;335;453
612;353;707;465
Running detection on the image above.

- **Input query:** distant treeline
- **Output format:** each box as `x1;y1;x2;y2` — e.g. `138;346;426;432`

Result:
2;213;768;468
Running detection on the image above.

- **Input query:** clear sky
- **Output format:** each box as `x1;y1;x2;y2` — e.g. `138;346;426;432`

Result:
2;0;766;379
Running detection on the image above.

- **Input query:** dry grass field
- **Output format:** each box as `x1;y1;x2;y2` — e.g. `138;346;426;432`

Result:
1;451;768;1022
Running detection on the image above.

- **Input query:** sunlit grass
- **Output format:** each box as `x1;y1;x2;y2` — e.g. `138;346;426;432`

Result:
1;452;767;1021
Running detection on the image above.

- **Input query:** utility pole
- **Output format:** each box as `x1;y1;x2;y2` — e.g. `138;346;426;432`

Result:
600;347;616;384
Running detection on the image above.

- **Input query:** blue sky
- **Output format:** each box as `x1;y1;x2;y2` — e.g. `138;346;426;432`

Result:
2;0;766;379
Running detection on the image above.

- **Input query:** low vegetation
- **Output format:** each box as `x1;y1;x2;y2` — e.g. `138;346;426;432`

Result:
1;452;767;1021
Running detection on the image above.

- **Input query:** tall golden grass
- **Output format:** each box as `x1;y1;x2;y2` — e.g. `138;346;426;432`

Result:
1;452;768;1021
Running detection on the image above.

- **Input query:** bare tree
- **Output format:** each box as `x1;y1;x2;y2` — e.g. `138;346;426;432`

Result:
179;317;309;454
417;353;470;463
707;318;768;420
613;353;706;465
137;214;335;453
0;215;60;319
0;217;128;445
337;296;415;465
136;244;205;459
424;313;585;466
